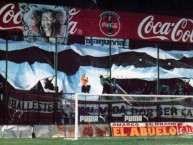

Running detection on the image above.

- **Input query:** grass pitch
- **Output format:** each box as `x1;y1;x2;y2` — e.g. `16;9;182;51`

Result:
0;136;193;145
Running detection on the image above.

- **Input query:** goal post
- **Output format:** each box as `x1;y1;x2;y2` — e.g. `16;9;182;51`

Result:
74;93;78;140
64;93;193;139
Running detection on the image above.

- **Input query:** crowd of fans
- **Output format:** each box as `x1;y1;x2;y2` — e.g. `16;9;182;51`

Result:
117;79;193;95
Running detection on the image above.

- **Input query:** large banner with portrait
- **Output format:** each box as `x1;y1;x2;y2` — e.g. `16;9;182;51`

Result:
19;3;69;44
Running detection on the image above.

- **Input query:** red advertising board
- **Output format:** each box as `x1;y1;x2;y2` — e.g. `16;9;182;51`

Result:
71;8;193;43
111;122;193;137
111;122;178;137
0;2;193;43
112;126;177;137
0;2;21;31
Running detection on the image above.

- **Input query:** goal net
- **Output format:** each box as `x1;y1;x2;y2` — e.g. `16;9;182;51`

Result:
62;93;193;139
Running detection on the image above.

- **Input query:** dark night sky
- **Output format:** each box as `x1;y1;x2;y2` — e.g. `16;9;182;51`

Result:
3;0;193;18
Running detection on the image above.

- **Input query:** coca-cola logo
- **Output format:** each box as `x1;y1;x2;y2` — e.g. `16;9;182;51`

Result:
99;11;120;37
138;15;193;43
68;8;80;35
0;3;21;30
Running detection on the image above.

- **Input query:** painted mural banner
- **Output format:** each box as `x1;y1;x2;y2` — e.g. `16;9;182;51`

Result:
0;2;192;43
0;123;193;138
111;122;193;137
19;3;69;44
0;124;110;138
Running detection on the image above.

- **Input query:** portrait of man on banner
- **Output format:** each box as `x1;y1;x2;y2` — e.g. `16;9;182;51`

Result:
19;3;68;44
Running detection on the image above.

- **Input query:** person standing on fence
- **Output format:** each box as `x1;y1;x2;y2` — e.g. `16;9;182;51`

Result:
99;75;111;100
100;75;110;94
81;74;90;93
44;76;55;91
0;82;3;101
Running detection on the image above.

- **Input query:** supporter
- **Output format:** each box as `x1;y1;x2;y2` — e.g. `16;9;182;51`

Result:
142;82;149;94
183;80;190;95
100;75;110;94
81;74;90;93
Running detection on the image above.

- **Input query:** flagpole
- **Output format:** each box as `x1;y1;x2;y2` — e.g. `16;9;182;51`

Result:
109;38;112;93
107;17;113;137
156;43;159;98
5;38;8;124
108;16;112;94
54;37;58;124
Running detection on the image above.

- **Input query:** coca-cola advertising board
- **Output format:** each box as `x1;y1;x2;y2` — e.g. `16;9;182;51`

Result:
0;2;21;31
71;9;193;43
0;2;193;43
